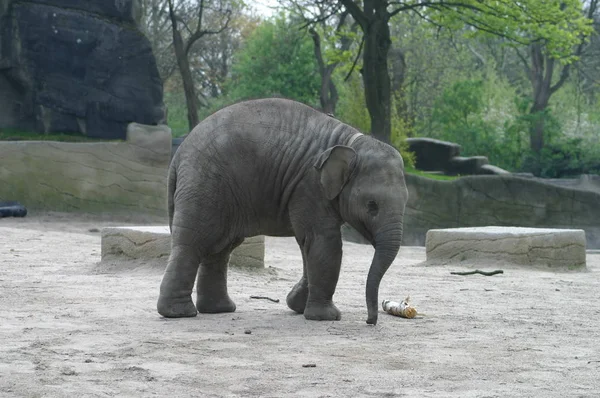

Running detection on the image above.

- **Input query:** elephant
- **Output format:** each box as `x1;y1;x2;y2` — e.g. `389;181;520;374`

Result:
157;98;408;325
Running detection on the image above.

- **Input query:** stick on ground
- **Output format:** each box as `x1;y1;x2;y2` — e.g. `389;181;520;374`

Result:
250;295;280;303
450;270;504;276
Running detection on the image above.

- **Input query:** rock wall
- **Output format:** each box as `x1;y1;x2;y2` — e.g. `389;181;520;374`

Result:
0;0;164;139
343;174;600;249
0;123;171;215
403;174;600;249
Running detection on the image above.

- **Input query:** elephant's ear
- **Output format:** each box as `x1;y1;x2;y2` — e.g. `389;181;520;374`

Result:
314;145;357;200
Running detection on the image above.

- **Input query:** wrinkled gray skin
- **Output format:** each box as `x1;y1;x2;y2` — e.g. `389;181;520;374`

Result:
157;98;408;325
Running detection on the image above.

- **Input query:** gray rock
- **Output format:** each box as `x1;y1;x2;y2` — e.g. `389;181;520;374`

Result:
101;226;265;268
446;156;489;175
425;226;586;270
478;164;510;175
0;0;164;139
406;137;461;171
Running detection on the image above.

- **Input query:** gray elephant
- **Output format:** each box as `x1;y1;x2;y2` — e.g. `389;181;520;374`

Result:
157;98;408;325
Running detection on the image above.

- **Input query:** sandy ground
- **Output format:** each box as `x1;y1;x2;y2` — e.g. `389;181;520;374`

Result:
1;212;599;398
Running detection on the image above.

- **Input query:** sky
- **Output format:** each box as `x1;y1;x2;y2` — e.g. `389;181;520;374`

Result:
251;0;279;17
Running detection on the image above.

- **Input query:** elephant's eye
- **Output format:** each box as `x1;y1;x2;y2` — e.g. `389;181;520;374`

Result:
367;200;379;217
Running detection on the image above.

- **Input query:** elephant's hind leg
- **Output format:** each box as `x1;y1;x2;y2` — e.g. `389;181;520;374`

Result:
157;242;201;318
196;238;243;313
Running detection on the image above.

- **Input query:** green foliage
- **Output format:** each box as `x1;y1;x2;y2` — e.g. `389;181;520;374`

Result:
523;138;600;178
424;73;541;172
427;0;593;61
390;97;416;168
164;91;189;138
335;74;370;132
226;14;320;105
428;79;508;165
336;73;415;167
425;72;600;176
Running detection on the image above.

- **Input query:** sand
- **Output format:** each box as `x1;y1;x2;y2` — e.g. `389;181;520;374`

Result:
1;212;599;397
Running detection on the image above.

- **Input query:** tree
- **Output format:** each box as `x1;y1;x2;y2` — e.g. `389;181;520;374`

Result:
336;0;593;144
166;0;233;130
515;0;599;153
139;0;178;80
282;1;358;114
227;14;320;104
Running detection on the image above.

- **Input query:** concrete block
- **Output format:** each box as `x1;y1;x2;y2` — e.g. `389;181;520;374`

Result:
425;226;586;269
101;226;265;268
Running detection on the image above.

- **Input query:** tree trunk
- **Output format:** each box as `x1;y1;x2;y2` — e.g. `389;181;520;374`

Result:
167;0;204;131
529;101;548;153
362;15;392;143
309;28;338;114
527;44;553;154
390;46;408;123
171;30;199;130
339;0;393;143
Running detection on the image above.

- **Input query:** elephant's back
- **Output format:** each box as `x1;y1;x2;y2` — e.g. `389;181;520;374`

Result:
183;98;332;151
175;97;358;185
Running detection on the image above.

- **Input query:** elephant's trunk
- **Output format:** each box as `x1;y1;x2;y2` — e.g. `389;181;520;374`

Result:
365;221;403;325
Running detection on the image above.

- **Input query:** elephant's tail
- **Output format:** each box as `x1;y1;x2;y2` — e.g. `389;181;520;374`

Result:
167;159;177;232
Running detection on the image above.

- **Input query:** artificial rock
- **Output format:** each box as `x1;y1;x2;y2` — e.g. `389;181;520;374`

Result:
0;0;164;139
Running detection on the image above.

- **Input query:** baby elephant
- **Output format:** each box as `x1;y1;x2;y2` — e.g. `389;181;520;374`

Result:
157;98;408;325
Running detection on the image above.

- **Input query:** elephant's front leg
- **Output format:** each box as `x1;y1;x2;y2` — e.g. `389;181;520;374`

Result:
286;250;309;314
302;231;343;321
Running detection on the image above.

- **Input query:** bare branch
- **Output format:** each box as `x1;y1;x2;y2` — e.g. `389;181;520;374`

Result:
339;0;368;29
344;35;364;82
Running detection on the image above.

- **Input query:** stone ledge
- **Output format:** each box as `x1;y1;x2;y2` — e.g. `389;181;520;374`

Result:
101;226;265;268
425;226;586;270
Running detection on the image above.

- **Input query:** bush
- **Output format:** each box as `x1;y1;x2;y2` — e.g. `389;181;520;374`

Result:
522;138;600;178
226;14;320;105
428;79;506;162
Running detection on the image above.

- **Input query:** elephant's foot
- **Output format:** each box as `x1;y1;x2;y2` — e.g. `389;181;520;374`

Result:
157;296;198;318
286;282;308;314
196;294;236;313
304;300;341;321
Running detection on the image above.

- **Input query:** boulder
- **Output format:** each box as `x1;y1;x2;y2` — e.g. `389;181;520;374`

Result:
406;137;461;171
101;226;265;268
0;0;164;139
446;156;489;175
477;164;510;175
425;226;586;270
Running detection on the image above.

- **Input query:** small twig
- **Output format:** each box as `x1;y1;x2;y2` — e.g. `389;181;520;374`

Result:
450;270;504;276
250;295;280;303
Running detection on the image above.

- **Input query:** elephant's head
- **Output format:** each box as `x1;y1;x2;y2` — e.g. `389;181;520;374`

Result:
314;139;408;325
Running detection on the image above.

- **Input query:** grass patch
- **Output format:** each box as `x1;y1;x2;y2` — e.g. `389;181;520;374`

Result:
0;129;116;142
164;92;190;138
405;166;459;181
